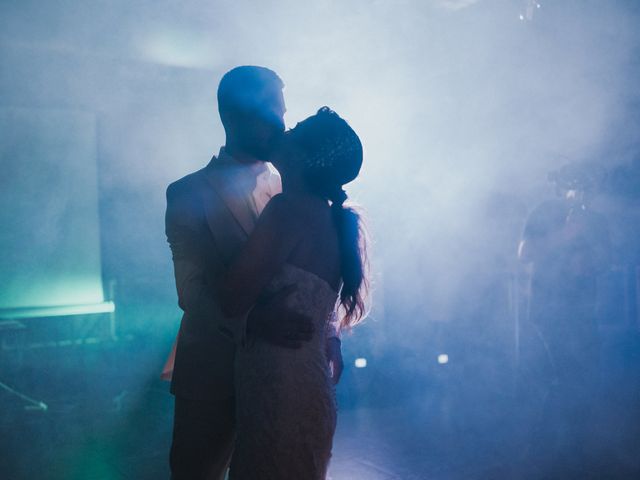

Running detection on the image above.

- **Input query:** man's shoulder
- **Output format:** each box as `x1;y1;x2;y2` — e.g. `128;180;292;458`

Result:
166;167;209;199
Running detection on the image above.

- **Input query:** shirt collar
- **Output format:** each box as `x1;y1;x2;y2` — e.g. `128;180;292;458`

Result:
213;147;269;180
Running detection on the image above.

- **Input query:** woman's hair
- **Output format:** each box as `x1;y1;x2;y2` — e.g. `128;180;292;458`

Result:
289;107;370;330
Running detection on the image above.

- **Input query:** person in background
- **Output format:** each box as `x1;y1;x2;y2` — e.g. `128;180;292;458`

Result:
518;161;611;475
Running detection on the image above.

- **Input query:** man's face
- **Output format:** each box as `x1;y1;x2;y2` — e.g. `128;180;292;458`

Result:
241;88;286;160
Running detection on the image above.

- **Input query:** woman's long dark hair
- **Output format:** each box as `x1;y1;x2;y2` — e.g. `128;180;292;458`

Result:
330;196;370;330
289;107;370;330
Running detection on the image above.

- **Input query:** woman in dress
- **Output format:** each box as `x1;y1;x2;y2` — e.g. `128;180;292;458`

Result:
219;107;369;479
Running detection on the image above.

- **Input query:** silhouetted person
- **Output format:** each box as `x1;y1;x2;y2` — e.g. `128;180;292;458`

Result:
518;162;611;475
165;66;343;480
220;107;368;479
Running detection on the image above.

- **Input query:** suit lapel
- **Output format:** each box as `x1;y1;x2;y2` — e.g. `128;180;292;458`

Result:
203;160;256;237
199;179;245;264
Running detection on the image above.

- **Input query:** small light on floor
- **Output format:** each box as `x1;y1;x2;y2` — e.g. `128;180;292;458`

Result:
437;354;449;365
354;358;367;368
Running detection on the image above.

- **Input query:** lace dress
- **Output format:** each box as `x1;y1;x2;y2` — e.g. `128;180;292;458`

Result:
229;263;339;480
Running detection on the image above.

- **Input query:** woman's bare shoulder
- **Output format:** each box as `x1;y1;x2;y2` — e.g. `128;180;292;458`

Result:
265;192;327;217
259;193;311;235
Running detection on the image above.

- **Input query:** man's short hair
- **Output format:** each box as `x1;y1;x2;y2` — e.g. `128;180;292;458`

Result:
217;66;284;120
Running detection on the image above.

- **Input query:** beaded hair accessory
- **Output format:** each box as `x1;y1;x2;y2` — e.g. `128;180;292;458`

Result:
303;132;362;171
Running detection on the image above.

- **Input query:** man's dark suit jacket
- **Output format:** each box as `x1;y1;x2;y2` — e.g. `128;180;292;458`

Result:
165;149;280;400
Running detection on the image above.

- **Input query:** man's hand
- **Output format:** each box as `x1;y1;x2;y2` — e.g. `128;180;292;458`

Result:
326;337;344;385
246;285;314;349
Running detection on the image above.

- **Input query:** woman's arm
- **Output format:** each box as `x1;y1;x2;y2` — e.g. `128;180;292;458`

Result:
220;194;301;317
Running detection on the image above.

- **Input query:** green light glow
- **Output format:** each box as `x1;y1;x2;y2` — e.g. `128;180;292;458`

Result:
0;301;115;320
0;108;108;316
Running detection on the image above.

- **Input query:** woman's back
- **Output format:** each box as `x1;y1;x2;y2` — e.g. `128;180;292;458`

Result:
230;212;340;479
283;193;342;293
228;106;367;479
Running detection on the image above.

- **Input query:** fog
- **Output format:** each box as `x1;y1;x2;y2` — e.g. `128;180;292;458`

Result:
1;0;639;478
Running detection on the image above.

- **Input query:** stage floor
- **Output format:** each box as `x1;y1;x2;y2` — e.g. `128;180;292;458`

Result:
2;333;639;479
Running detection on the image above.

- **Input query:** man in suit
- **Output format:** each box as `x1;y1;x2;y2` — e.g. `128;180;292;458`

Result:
166;66;344;480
